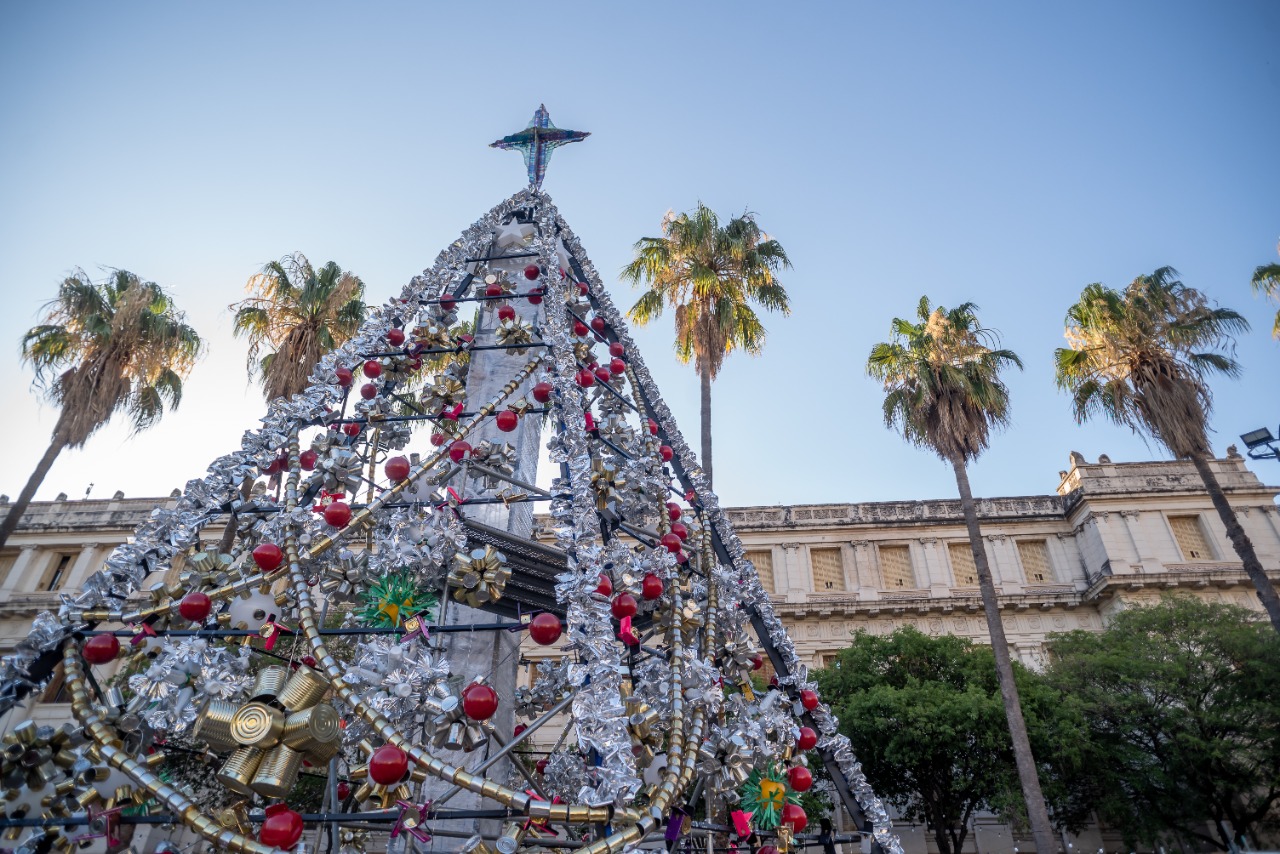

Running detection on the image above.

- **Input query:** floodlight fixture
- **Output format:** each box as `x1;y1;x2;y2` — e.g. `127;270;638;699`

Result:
1240;425;1279;462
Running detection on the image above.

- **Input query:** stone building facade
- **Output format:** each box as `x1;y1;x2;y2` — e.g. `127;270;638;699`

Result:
1;452;1277;853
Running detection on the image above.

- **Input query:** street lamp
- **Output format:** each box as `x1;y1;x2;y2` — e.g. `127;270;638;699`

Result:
1240;426;1279;462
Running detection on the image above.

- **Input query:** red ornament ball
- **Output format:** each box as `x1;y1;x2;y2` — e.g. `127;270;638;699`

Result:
536;758;548;774
497;305;515;322
750;653;764;671
179;592;212;623
342;422;362;438
335;365;354;387
514;724;527;738
641;573;664;600
462;683;499;721
594;366;611;384
787;765;813;792
485;283;503;298
336;781;351;801
495;410;519;432
368;744;409;786
387;328;405;346
528;612;563;646
362;360;382;379
782;803;807;833
301;656;317;668
611;593;638;620
576;368;596;388
360;383;378;400
666;502;682;521
660;532;682;554
449;441;472;463
800;689;820;711
532;381;553;403
669;522;688;541
385;456;411;482
439;294;457;311
323;501;352;528
259;805;304;849
659;445;673;462
590;317;607;334
595;573;613;597
253;543;284;572
573;320;589;337
609;358;626;376
577;282;590;296
647;418;659;436
796;726;818;752
526;287;543;305
299;449;318;471
82;634;120;665
609;341;625;358
523;264;541;281
430;432;446;447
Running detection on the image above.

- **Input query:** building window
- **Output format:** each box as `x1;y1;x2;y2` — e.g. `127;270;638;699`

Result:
0;550;17;587
948;543;977;586
878;545;915;588
1018;540;1053;583
1169;516;1213;561
39;553;75;592
810;547;846;592
820;652;842;670
745;550;775;593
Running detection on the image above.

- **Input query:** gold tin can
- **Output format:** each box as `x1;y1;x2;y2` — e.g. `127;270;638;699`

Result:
229;702;284;748
216;746;265;794
193;698;239;751
281;703;340;752
276;665;329;710
249;665;290;701
250;744;303;799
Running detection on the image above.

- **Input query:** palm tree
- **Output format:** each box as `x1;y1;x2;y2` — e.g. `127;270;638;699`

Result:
230;252;366;401
0;269;203;549
1251;241;1280;338
1055;267;1280;631
867;297;1056;854
621;205;790;487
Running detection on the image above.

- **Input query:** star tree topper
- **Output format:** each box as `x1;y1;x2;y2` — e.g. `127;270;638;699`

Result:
490;104;589;189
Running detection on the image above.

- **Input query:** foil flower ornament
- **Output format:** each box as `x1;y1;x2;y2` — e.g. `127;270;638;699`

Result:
470;440;517;490
448;545;510;607
317;447;364;495
420;375;467;414
495;315;535;355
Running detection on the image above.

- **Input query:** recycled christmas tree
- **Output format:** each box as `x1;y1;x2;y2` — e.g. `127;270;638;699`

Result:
0;107;902;854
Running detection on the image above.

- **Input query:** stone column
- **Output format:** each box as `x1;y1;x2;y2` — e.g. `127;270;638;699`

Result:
66;544;100;588
779;543;806;601
1;547;37;592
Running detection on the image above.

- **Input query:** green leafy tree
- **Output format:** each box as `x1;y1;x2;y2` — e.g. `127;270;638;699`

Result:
1046;596;1280;850
866;297;1057;854
1054;268;1280;631
1;270;203;549
1252;241;1280;338
230;252;366;402
816;628;1082;854
622;204;791;487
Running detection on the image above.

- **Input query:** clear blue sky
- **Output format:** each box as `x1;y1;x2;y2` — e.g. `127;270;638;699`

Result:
2;1;1278;509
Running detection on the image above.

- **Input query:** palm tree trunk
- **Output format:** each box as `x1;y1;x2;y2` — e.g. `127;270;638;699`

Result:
0;431;69;550
700;369;713;488
1188;453;1280;632
949;452;1056;854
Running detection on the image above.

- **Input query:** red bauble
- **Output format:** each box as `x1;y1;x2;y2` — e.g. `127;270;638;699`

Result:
787;764;813;792
259;805;304;849
526;287;543;305
609;341;625;358
577;282;589;296
179;592;212;623
486;283;503;298
323;501;352;528
528;612;563;646
640;573;664;600
343;422;362;437
536;758;548;774
770;674;780;688
660;533;682;554
584;412;596;432
532;381;553;403
609;358;626;375
363;360;382;379
368;744;409;786
595;573;613;597
523;264;541;281
496;410;519;432
385;456;411;482
576;369;595;388
800;689;820;710
82;634;120;665
666;502;682;521
387;328;405;346
301;656;317;668
253;543;284;572
659;445;673;462
449;441;472;462
514;724;527;738
439;294;457;311
796;726;818;751
781;803;807;833
647;418;659;436
335;366;354;387
590;317;607;334
360;383;378;400
594;366;611;384
610;593;638;620
749;654;763;672
430;432;446;447
669;522;688;541
497;305;516;321
299;449;318;471
336;781;351;800
573;320;589;337
462;683;499;721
